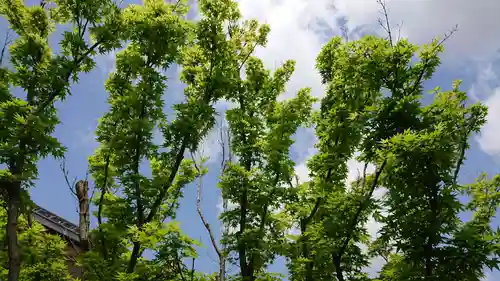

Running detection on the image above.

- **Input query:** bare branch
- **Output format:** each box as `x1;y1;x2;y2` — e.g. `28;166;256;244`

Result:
438;24;459;47
60;160;78;198
0;29;12;66
376;0;393;46
340;24;349;43
217;119;226;172
226;127;232;167
396;21;404;42
218;118;232;173
408;24;458;96
191;151;226;281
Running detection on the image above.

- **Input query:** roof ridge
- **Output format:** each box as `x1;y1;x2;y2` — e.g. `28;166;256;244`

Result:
32;204;80;241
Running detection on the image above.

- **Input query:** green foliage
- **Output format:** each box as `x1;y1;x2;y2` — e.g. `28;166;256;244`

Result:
0;0;123;280
0;0;123;182
283;33;495;281
0;206;73;281
219;54;315;280
0;1;498;281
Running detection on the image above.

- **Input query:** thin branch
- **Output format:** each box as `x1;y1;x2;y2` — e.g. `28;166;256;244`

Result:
190;257;195;281
376;0;393;46
191;152;222;258
396;21;404;42
60;159;81;221
339;160;387;256
217;119;227;172
0;29;12;66
218;119;233;173
333;159;387;281
191;151;226;281
340;24;349;43
88;182;96;202
60;160;78;197
175;252;187;281
173;0;183;12
408;24;458;96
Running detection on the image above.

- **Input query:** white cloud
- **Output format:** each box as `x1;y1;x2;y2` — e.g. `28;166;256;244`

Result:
235;0;500;198
347;153;376;187
95;51;117;79
237;0;333;99
238;0;500;101
294;161;311;184
471;57;500;158
364;185;388;277
476;87;500;157
469;58;500;101
335;0;500;61
215;196;239;235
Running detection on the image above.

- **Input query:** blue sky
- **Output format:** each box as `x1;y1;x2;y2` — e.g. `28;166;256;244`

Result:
3;0;500;280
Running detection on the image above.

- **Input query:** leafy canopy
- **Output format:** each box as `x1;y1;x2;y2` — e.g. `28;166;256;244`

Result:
0;1;498;281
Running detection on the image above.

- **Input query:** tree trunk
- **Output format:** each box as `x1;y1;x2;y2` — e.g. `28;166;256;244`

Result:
76;180;90;251
300;219;313;281
6;182;21;281
333;254;344;281
219;256;225;281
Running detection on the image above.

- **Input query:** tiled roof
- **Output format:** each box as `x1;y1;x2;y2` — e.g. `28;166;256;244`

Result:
32;205;80;243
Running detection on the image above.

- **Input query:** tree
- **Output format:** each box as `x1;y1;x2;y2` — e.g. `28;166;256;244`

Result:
86;0;281;280
85;0;195;278
373;81;488;281
218;56;315;281
0;0;123;280
281;15;497;281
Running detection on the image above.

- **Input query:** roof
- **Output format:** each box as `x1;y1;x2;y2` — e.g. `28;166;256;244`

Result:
32;205;80;243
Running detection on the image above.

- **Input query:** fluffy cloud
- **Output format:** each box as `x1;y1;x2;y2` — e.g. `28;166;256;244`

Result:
335;0;500;61
237;0;334;99
472;56;500;157
477;87;500;157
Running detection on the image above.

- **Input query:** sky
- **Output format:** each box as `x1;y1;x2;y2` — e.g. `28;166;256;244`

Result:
3;0;500;280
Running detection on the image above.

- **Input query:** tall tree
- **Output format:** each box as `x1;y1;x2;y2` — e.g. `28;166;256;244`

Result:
374;82;490;281
86;0;194;279
219;56;314;281
86;0;278;280
0;0;122;280
283;20;495;281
